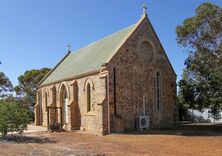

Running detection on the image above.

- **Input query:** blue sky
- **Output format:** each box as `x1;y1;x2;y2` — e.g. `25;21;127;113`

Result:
0;0;222;86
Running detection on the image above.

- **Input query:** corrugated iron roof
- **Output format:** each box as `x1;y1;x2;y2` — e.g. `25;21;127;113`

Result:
41;24;136;85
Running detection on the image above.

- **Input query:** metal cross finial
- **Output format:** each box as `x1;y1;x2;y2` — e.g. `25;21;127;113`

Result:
67;43;72;52
142;2;147;15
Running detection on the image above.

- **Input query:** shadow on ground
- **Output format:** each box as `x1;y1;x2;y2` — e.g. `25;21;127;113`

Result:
124;130;222;137
0;135;56;144
123;123;222;137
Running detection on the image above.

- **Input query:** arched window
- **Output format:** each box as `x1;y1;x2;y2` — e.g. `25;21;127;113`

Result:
52;87;56;104
45;92;48;112
156;71;161;111
87;83;91;112
38;91;43;125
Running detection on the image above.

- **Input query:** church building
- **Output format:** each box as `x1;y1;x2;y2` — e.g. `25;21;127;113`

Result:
35;5;177;135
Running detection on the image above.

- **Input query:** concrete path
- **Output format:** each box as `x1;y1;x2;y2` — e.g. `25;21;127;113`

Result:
0;125;47;136
24;125;47;133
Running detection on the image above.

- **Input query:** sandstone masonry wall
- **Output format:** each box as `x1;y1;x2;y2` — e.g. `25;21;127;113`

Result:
35;74;107;135
107;17;177;132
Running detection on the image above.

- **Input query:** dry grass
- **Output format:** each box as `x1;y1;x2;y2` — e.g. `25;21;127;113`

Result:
0;130;222;156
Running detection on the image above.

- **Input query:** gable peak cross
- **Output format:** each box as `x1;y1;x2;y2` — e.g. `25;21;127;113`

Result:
142;2;148;15
67;44;72;52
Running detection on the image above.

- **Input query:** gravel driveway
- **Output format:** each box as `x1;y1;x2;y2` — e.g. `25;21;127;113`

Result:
0;130;222;156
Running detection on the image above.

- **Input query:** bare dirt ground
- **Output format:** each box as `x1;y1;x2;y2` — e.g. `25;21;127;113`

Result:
0;130;222;156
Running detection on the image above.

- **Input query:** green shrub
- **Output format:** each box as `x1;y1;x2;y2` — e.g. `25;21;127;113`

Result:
0;101;31;138
49;121;62;132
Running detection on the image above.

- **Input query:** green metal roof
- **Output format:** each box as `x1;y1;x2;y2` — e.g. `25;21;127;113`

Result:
41;24;136;85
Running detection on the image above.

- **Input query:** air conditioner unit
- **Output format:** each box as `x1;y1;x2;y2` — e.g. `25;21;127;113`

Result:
136;116;149;130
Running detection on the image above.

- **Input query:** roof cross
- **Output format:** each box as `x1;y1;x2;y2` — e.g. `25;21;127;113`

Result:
142;2;148;15
67;44;72;52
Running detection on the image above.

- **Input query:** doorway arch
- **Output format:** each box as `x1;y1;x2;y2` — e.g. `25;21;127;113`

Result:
60;85;69;125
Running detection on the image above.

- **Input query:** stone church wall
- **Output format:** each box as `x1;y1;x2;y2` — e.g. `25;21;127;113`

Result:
35;73;107;135
107;17;177;133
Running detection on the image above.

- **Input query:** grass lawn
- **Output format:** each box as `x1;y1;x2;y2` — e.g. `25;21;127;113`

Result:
0;130;222;156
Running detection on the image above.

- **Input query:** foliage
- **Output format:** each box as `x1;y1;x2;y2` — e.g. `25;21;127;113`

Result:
208;106;222;121
0;72;13;98
177;93;189;121
15;68;50;108
0;100;31;138
49;121;62;132
176;2;222;120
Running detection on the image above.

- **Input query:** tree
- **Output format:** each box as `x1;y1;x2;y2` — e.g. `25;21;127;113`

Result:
176;2;222;120
15;68;50;108
0;72;13;98
0;100;31;138
0;61;13;98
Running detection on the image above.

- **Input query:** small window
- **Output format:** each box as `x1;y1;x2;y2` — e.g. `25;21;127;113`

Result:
45;92;48;112
87;84;91;112
156;71;161;111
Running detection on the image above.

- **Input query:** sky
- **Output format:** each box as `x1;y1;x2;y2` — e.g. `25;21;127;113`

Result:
0;0;222;86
